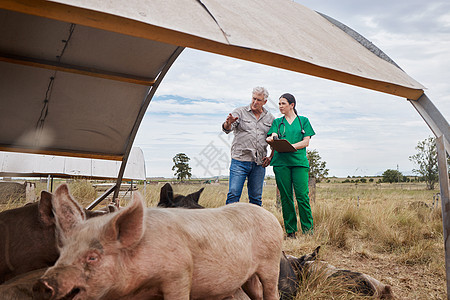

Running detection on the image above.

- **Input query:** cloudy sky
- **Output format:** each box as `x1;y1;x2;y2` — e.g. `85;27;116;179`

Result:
134;0;450;179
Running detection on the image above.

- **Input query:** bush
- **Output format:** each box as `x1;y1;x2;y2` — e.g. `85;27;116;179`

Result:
382;169;405;183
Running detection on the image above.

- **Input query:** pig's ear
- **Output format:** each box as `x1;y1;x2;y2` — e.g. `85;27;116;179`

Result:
311;246;320;260
295;246;320;268
104;192;145;248
158;183;174;207
52;184;86;238
190;187;204;203
38;190;54;227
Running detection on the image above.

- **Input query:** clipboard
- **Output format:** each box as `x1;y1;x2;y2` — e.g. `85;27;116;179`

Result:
269;138;296;153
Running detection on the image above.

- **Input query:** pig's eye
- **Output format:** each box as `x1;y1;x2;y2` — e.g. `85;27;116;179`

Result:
86;252;99;264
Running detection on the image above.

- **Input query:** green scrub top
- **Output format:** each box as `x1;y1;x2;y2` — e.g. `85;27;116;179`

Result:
268;116;315;167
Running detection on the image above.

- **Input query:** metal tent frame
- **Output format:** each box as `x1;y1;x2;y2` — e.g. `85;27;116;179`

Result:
0;0;448;294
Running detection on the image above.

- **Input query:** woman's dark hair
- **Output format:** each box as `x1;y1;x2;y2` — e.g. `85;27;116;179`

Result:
280;93;298;115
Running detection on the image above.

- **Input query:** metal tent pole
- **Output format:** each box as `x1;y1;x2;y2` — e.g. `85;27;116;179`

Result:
410;94;449;299
437;136;450;299
46;174;51;191
86;184;116;210
111;46;185;205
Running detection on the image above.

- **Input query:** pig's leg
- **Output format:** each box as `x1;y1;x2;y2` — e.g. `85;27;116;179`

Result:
161;288;190;300
255;267;279;300
241;274;263;300
160;276;191;300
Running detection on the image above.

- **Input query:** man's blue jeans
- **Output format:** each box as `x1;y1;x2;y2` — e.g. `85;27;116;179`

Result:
226;158;266;206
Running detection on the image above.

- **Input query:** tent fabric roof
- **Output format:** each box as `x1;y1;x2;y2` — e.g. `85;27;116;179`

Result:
24;0;425;95
0;0;425;160
0;7;179;159
0;147;146;180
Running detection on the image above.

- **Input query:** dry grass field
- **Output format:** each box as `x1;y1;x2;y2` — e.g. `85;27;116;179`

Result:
140;179;446;300
1;178;446;299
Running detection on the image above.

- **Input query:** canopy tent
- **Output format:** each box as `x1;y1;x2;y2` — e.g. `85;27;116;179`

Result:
0;0;447;197
0;147;146;207
0;147;146;180
1;0;449;295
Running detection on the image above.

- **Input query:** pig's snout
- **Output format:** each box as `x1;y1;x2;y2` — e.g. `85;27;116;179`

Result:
33;279;56;300
33;278;83;300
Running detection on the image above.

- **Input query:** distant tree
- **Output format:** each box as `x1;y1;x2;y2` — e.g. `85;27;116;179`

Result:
307;149;329;183
172;153;192;181
382;169;404;183
409;137;438;190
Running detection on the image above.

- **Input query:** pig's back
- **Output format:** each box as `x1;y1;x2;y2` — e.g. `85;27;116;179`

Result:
144;203;281;248
142;203;283;298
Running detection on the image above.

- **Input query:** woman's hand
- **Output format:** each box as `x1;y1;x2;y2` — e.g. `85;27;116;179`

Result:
266;133;278;143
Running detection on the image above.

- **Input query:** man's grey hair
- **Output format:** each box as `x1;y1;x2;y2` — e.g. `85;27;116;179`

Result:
252;86;269;100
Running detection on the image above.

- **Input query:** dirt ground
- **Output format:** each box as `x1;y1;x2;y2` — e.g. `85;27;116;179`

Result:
315;246;446;299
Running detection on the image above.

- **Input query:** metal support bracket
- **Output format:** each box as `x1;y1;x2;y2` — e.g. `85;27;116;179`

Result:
409;93;450;155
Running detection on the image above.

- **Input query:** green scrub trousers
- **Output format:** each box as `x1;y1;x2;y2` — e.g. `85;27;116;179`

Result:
273;165;313;234
268;115;315;234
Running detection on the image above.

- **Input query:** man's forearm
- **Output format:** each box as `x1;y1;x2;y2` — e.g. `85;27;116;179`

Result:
222;122;232;133
223;122;231;131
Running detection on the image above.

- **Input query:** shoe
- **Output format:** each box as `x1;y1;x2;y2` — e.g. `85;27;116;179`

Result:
286;232;296;239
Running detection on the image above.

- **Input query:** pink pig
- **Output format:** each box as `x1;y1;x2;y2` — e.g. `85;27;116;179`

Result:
33;184;283;300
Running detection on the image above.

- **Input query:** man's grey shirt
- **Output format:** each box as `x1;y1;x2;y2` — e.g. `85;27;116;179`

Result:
223;105;274;165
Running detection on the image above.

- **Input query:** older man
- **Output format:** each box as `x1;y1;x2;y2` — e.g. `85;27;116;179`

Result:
222;87;275;206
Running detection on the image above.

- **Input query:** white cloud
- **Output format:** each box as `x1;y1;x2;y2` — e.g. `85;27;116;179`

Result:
359;16;379;30
134;0;449;179
148;98;230;115
438;13;450;28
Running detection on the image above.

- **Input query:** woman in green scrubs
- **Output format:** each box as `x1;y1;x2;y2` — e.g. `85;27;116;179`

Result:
266;93;315;239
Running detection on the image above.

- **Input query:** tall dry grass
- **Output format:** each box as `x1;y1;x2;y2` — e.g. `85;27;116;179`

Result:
67;179;97;206
1;179;98;210
0;179;445;298
140;181;445;299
